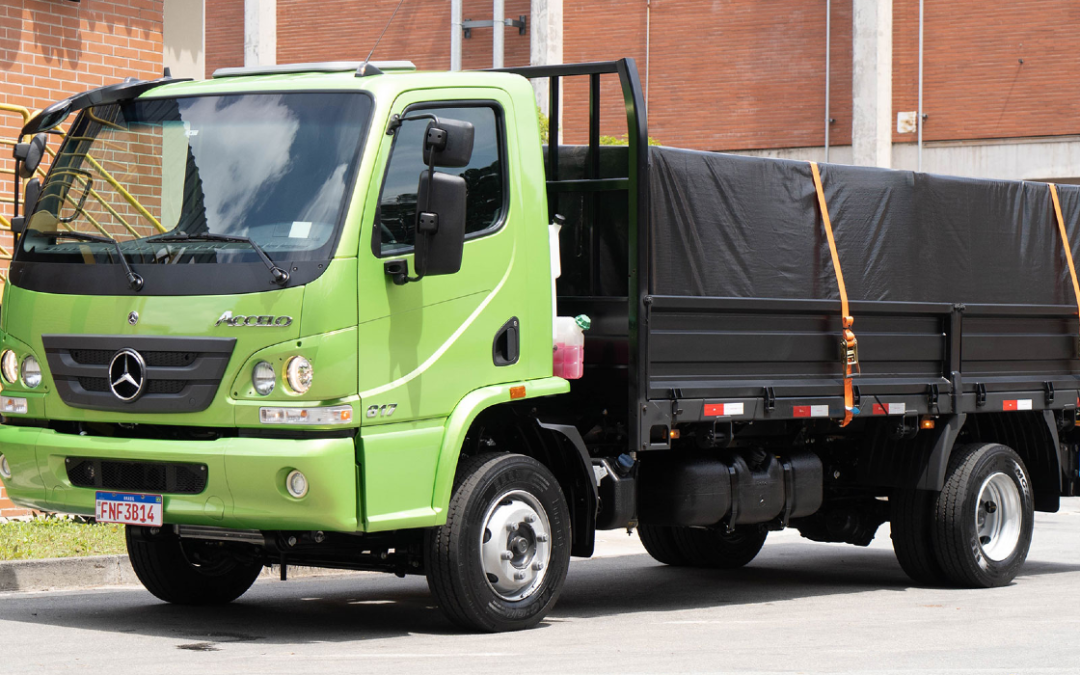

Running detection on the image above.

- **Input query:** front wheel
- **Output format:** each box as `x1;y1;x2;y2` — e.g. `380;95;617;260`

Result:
932;443;1034;588
426;453;572;632
126;526;263;605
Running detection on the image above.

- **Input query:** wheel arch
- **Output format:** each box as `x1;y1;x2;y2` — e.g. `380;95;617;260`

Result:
914;412;1061;512
431;377;598;556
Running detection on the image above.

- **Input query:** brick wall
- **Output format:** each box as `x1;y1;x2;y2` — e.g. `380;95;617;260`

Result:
204;0;241;78
0;0;164;518
204;0;1080;152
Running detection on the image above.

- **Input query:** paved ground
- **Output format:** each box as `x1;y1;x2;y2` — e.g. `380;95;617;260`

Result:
2;499;1079;675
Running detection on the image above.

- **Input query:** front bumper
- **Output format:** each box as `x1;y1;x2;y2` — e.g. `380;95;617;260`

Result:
0;425;360;532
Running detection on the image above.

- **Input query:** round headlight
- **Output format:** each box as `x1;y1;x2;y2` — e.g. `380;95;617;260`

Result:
284;355;313;394
0;454;10;480
21;356;41;389
252;361;275;396
1;350;18;384
286;469;308;498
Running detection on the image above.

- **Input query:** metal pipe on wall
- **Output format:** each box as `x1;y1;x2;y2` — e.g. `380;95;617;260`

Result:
917;0;924;171
493;0;505;68
645;0;651;110
824;0;831;163
451;0;462;71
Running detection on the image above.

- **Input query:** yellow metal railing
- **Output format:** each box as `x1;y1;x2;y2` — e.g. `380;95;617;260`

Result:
0;100;168;288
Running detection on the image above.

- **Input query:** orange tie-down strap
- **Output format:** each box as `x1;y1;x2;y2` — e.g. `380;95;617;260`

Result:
809;161;860;426
1049;183;1080;345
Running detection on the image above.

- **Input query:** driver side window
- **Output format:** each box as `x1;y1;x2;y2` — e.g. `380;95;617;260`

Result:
375;104;504;256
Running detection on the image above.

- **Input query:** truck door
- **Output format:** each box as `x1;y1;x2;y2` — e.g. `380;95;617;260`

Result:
356;91;527;424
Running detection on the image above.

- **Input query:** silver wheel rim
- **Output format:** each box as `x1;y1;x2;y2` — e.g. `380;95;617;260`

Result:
479;489;552;601
975;472;1022;562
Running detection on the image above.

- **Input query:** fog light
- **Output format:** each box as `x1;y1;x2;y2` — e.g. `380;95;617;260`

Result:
21;355;41;388
252;361;275;396
286;469;308;498
1;350;17;384
1;396;27;414
284;355;313;394
259;405;353;425
0;454;10;480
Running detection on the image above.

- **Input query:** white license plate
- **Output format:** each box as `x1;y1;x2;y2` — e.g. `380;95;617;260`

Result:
95;492;163;527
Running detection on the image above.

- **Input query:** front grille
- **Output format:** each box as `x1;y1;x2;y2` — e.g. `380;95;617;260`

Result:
70;349;198;367
43;335;235;413
66;457;208;494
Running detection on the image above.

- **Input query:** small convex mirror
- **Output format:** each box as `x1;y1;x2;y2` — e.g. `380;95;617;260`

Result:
13;134;47;179
422;118;475;168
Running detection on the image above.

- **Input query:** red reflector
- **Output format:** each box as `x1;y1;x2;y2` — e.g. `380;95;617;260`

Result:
703;404;724;416
509;385;526;400
1003;400;1017;411
872;404;887;415
793;406;811;418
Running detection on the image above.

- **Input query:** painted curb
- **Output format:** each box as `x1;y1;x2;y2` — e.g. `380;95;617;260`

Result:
0;554;359;593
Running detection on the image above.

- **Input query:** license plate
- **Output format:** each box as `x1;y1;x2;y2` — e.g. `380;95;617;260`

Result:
95;492;163;527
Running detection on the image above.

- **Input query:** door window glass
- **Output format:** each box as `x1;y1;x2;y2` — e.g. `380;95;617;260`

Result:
376;105;504;255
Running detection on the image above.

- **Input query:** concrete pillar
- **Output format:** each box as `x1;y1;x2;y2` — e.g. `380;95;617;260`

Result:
244;0;276;68
163;0;204;80
530;0;563;111
851;0;892;167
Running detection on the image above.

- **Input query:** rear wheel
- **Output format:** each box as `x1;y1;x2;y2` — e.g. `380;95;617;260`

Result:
426;453;571;632
932;443;1034;588
125;526;263;605
890;488;949;586
672;525;768;568
638;525;691;566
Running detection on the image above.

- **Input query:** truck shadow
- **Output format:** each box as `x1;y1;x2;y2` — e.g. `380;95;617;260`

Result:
3;541;1080;646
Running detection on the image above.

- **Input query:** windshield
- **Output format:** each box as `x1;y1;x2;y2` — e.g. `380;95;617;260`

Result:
12;91;372;295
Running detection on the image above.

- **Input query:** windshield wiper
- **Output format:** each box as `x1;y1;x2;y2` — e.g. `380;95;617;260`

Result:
52;231;144;291
148;232;290;286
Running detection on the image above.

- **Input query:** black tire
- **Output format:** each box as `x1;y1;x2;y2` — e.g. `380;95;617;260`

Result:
638;525;691;566
125;526;263;605
890;488;949;586
672;525;768;569
426;453;572;632
932;442;1034;588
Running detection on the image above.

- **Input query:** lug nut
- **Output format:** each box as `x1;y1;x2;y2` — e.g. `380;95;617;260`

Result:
500;551;513;560
536;534;549;543
532;562;544;571
514;571;526;581
523;515;535;524
506;523;516;531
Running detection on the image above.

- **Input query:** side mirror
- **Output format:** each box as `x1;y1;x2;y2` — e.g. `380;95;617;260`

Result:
413;170;466;277
22;178;41;217
13;134;47;179
423;118;475;168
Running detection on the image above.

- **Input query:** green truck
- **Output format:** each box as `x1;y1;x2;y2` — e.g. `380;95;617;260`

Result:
4;58;1080;632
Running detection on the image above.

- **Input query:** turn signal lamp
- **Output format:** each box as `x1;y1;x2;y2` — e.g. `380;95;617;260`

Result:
920;417;936;430
2;396;27;414
259;405;352;425
1;350;17;384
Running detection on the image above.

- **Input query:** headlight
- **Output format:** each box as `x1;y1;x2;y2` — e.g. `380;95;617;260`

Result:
1;350;17;384
21;355;41;388
252;361;275;396
284;355;313;394
0;454;10;480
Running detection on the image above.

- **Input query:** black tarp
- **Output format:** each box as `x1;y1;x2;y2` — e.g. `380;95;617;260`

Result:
649;147;1080;305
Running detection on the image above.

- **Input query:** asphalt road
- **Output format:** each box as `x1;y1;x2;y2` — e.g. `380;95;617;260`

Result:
2;500;1079;675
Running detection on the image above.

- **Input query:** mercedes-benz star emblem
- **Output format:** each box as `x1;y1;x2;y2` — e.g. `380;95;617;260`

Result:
109;348;146;402
128;311;139;326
